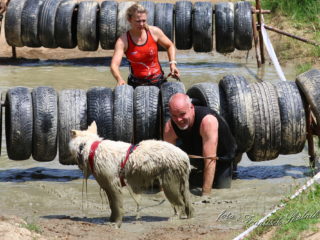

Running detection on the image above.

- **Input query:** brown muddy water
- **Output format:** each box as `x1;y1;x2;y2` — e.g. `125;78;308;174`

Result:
0;52;315;238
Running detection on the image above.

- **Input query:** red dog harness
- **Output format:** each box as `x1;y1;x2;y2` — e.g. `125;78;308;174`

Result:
88;141;137;187
88;141;101;173
120;144;138;187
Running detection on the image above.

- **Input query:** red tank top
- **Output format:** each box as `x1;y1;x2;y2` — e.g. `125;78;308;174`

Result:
125;29;162;79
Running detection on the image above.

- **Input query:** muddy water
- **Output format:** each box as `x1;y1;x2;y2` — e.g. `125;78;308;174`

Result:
0;52;313;237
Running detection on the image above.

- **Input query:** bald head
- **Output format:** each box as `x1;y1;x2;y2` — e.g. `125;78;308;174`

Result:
168;93;192;111
168;93;194;130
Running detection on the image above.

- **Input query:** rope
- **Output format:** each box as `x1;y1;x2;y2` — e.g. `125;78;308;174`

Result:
233;171;320;240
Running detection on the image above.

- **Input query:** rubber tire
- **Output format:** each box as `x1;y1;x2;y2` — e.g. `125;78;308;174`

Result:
32;87;58;162
140;1;155;26
77;1;99;51
219;75;254;153
154;3;174;51
160;82;186;130
276;81;306;154
55;0;78;48
193;2;213;52
100;1;118;50
213;161;232;189
234;1;253;51
58;89;87;165
187;82;220;114
21;0;45;47
175;1;192;50
113;85;134;143
134;86;160;143
39;0;63;48
5;87;33;160
5;0;28;47
215;2;235;53
247;82;281;161
87;87;113;140
296;69;320;125
117;1;135;39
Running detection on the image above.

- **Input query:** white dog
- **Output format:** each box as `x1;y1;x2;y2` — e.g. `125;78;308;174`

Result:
69;122;194;227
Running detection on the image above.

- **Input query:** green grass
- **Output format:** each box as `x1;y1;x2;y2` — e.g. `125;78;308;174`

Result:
20;221;42;234
262;0;320;27
296;63;312;75
245;183;320;240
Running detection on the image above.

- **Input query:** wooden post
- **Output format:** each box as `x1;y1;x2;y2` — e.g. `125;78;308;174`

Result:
256;0;265;64
252;8;261;67
306;105;316;168
264;24;320;46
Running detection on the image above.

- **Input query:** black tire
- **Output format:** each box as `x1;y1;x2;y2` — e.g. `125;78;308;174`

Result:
213;161;232;189
87;87;113;140
55;0;78;48
21;0;45;47
276;81;306;154
5;87;33;160
160;82;185;130
134;86;160;143
32;87;58;162
247;82;281;161
219;75;254;153
39;0;63;48
99;1;118;50
117;1;135;39
234;1;253;50
215;2;235;53
186;82;220;113
5;0;28;47
175;1;192;50
192;2;213;52
154;3;174;51
296;69;320;125
140;1;155;26
58;89;87;165
77;1;99;51
113;85;134;143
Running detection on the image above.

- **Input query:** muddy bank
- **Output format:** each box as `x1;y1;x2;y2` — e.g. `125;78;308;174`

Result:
0;150;313;240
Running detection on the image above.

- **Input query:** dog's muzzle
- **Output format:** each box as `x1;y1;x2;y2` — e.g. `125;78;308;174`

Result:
77;143;86;170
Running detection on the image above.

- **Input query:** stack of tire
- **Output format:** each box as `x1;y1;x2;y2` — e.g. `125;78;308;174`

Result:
5;0;253;52
2;82;185;165
2;69;319;166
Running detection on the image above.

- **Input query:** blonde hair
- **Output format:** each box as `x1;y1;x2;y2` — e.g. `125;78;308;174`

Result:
126;3;148;20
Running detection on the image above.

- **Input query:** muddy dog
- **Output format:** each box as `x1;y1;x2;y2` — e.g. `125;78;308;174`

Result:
69;122;194;227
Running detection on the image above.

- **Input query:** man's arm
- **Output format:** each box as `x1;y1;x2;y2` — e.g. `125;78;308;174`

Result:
110;35;127;86
163;119;178;145
149;26;180;79
200;115;219;195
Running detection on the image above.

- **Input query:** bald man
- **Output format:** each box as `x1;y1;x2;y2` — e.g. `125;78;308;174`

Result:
163;93;237;195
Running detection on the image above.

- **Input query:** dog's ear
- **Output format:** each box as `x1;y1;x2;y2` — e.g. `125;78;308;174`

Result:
70;130;79;138
88;121;98;134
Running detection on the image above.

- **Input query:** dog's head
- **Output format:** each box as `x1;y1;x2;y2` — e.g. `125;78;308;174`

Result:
69;121;101;171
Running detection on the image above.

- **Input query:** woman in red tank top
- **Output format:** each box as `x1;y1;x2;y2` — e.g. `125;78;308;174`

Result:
111;3;180;88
